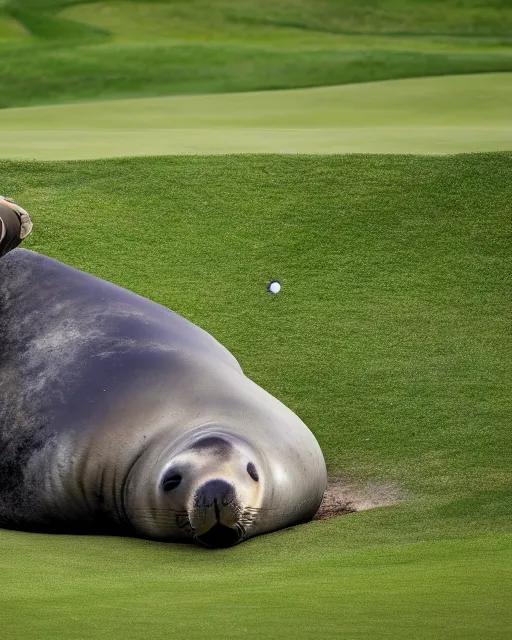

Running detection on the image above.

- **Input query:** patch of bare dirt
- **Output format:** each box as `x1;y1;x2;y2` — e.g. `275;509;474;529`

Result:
314;477;403;520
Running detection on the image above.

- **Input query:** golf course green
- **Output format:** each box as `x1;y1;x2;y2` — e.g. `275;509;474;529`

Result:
0;1;511;639
0;73;511;158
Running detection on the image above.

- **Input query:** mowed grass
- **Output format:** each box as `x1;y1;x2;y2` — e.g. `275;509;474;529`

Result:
0;154;511;638
1;2;510;637
1;530;510;640
0;73;511;158
1;0;512;108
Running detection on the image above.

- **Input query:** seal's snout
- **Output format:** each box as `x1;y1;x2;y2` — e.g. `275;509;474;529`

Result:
191;478;242;548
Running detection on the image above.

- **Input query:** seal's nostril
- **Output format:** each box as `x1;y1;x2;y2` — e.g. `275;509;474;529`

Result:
162;472;182;492
247;462;259;482
195;479;234;506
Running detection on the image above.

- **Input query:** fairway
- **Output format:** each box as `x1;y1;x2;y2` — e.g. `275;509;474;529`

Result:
0;73;511;158
1;153;511;638
1;530;510;640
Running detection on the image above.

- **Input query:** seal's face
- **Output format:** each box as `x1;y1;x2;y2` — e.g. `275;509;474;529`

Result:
124;427;266;547
160;433;265;547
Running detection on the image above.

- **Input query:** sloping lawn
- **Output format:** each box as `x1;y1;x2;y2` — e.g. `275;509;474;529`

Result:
1;152;511;639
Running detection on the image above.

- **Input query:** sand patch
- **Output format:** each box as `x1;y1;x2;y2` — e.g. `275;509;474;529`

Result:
314;477;403;520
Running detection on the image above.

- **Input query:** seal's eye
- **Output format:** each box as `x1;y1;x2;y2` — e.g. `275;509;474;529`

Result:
247;462;259;482
162;473;182;492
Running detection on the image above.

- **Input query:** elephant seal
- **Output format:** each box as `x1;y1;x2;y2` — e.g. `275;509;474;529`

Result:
0;249;327;547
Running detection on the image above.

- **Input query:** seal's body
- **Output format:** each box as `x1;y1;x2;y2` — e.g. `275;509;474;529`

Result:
0;250;326;546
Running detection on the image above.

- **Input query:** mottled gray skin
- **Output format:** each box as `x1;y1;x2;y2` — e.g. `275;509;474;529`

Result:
0;249;327;546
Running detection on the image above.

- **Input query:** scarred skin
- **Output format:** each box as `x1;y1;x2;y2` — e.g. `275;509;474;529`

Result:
0;249;327;547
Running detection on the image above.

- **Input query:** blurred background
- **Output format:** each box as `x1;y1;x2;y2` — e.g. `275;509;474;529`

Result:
0;0;511;157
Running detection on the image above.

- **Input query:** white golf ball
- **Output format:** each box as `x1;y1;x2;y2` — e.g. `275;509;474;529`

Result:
268;281;281;294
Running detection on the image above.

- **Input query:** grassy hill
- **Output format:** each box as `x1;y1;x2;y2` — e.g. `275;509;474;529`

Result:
0;152;511;638
1;0;511;107
3;153;510;494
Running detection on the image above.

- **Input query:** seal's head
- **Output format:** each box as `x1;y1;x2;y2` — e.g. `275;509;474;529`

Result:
123;425;271;547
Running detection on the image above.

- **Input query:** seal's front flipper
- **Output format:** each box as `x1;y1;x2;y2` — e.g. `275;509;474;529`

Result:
0;198;33;258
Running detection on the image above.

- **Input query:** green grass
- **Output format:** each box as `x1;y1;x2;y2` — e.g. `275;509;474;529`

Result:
0;2;511;636
7;0;512;40
0;8;28;40
0;153;511;638
59;0;512;39
1;154;510;495
1;0;511;108
1;73;511;158
1;530;511;640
